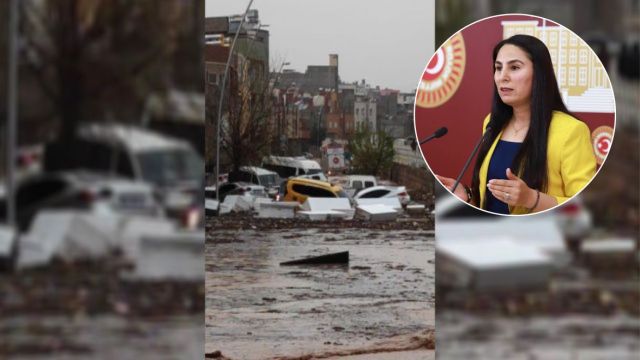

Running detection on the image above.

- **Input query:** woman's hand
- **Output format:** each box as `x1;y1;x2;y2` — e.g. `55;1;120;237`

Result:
487;168;536;208
435;174;469;202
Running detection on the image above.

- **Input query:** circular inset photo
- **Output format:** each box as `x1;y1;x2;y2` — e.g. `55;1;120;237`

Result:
414;14;615;216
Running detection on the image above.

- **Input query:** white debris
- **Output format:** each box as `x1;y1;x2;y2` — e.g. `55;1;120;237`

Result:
301;198;351;212
257;201;299;218
205;198;219;213
119;216;177;261
125;231;204;281
437;237;553;290
298;211;331;221
356;204;398;221
437;219;568;266
252;197;273;211
406;204;426;215
298;210;352;221
333;208;355;220
223;195;254;213
581;238;636;253
355;197;403;211
17;211;114;269
0;225;16;259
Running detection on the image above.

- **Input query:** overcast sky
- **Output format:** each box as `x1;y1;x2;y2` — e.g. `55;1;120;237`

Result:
206;0;435;93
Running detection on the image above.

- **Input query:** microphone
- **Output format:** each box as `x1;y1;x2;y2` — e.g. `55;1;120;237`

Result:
419;127;448;145
451;123;494;193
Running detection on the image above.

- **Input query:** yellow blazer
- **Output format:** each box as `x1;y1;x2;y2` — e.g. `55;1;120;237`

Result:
478;111;597;214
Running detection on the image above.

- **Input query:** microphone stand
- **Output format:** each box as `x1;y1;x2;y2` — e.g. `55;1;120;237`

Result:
452;126;492;193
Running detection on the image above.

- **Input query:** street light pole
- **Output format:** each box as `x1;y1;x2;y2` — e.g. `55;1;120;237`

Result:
215;0;254;203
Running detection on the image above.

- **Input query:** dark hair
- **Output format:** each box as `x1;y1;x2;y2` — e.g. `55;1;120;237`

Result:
471;34;570;209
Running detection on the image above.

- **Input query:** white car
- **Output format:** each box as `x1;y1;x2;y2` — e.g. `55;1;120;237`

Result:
353;185;411;206
4;171;163;232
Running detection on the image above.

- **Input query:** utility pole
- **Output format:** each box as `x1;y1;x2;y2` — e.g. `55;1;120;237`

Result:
215;0;254;203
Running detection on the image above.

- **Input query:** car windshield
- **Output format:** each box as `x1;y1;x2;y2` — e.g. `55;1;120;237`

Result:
258;174;279;187
137;149;203;187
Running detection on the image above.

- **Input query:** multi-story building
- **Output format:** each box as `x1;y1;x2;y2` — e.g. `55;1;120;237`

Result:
502;20;614;113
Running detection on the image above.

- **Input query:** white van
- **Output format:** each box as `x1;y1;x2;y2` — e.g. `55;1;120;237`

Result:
228;166;280;197
44;124;204;219
262;156;327;181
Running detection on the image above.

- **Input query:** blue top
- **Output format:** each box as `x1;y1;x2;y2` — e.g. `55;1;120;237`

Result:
486;140;522;214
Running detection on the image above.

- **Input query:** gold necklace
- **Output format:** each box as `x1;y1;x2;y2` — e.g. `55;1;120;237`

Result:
511;121;528;135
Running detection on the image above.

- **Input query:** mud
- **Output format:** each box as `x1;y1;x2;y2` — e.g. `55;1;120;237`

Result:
437;311;640;359
206;225;435;360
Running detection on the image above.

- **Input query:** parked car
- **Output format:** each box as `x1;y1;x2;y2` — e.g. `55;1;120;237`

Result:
205;182;268;203
278;178;348;204
228;166;280;197
262;155;327;181
347;175;377;192
353;185;411;206
0;171;162;232
44;124;203;221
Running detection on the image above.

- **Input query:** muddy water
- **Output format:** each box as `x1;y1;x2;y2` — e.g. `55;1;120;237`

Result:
0;315;203;359
437;311;640;359
206;228;435;359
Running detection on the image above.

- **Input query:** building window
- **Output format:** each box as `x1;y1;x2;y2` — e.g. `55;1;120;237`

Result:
560;32;567;46
558;68;566;86
559;50;567;65
579;67;587;86
569;67;577;86
570;35;578;46
579;49;588;64
550;32;558;46
569;49;577;64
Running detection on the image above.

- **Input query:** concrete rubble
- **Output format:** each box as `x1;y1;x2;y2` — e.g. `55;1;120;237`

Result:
355;197;403;211
13;210;204;282
125;231;204;281
355;204;399;221
406;204;426;215
580;238;639;272
298;198;354;221
256;201;299;219
222;194;254;213
17;211;113;269
437;218;568;266
436;237;553;291
0;225;16;257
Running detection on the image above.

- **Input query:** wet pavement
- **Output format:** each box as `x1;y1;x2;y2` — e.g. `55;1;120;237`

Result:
206;224;435;359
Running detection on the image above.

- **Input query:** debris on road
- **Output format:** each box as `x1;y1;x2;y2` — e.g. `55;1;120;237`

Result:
280;251;349;266
356;204;398;222
17;211;113;269
437;237;553;291
355;197;403;211
124;231;204;281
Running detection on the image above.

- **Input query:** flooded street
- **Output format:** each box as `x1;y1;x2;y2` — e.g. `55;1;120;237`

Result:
0;315;203;359
206;226;435;359
437;311;640;359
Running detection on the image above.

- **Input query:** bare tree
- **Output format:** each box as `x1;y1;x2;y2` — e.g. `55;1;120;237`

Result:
220;59;277;172
20;0;184;140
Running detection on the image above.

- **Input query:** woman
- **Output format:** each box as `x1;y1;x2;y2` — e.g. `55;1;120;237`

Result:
437;34;596;215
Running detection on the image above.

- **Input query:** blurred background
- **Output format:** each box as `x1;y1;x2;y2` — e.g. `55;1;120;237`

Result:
1;1;205;358
434;0;640;358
